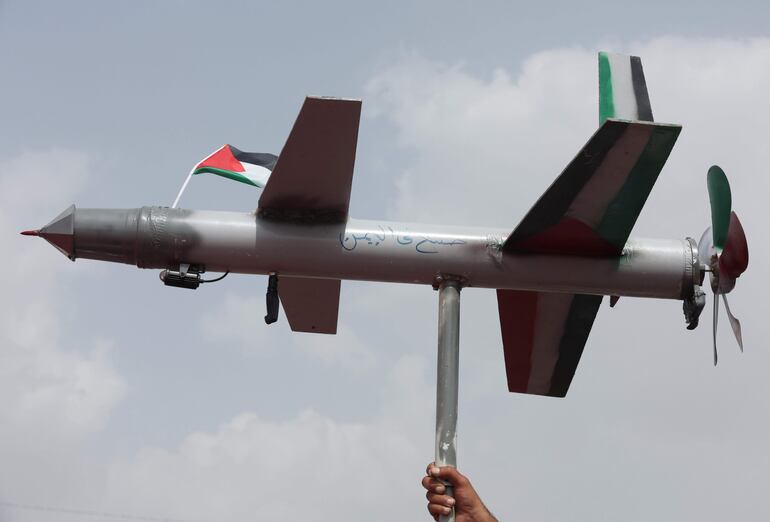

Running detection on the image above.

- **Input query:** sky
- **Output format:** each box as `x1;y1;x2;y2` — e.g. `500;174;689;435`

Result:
2;1;770;521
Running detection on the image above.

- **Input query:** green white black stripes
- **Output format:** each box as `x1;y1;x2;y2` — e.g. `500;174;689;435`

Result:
193;164;269;188
566;121;681;250
504;120;681;257
599;52;654;125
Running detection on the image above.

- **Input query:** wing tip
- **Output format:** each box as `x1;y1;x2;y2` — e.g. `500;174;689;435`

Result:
305;95;362;104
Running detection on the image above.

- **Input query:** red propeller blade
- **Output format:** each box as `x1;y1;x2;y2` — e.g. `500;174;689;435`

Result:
719;212;749;280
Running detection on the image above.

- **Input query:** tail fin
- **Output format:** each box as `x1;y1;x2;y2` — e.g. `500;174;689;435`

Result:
599;52;654;125
497;290;602;397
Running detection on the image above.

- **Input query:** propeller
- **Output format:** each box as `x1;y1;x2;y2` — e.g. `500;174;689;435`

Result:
696;166;749;365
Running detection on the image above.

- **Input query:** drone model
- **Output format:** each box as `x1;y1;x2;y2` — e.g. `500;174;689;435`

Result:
23;52;749;522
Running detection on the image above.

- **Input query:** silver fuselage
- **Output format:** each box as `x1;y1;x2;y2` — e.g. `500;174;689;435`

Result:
64;206;699;300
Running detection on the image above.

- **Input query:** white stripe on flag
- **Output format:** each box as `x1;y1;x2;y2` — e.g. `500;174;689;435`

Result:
606;53;638;120
241;163;272;188
526;292;572;394
565;124;652;227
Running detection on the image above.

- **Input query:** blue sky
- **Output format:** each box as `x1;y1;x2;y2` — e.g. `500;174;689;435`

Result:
2;2;770;521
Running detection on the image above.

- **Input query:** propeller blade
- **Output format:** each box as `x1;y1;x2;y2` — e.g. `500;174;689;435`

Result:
707;165;732;251
721;293;744;352
698;227;714;266
719;211;749;279
712;291;719;366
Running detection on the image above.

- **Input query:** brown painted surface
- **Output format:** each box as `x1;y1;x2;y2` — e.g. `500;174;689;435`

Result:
279;276;341;334
258;97;361;223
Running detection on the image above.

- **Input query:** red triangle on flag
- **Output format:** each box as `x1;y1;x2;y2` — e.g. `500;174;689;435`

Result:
196;145;245;173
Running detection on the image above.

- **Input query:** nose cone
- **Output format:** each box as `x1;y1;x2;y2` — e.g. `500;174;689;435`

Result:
23;205;76;260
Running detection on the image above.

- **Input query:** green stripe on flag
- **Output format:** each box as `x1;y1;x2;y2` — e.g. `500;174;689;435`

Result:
599;52;615;125
548;293;603;398
595;125;681;249
193;167;262;187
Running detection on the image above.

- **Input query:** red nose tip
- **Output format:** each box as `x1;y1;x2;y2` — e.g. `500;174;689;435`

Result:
20;230;40;236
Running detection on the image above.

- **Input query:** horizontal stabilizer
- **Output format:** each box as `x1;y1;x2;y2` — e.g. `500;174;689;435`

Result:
258;97;361;222
504;119;680;256
497;289;602;397
280;276;340;334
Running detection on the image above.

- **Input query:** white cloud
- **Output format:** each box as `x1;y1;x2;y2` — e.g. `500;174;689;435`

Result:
201;291;378;372
366;49;596;226
100;355;432;522
296;324;378;372
0;149;126;508
200;293;272;350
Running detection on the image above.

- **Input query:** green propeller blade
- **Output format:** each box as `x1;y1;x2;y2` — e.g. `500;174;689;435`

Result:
707;165;732;251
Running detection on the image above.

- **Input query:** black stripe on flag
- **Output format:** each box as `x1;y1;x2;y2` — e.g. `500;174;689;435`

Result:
504;120;628;249
630;56;654;122
548;294;603;397
229;146;278;171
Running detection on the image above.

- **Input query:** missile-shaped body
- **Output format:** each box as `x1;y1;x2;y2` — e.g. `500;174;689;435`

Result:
27;204;699;300
21;85;710;399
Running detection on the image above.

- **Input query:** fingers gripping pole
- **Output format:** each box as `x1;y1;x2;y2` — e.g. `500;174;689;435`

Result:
435;280;461;522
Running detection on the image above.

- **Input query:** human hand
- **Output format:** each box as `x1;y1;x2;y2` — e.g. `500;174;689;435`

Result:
421;462;498;522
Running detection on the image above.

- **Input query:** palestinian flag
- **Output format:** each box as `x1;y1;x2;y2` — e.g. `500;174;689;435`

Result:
193;145;277;187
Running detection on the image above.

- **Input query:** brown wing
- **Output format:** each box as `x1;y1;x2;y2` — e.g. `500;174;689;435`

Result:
497;289;602;397
279;277;341;334
257;97;361;223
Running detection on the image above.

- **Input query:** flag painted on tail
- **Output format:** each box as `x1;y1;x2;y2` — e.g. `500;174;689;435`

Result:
497;289;602;397
599;52;654;125
504;119;680;257
194;145;278;188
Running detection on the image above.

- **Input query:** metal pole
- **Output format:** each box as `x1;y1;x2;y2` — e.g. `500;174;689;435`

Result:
435;279;461;522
